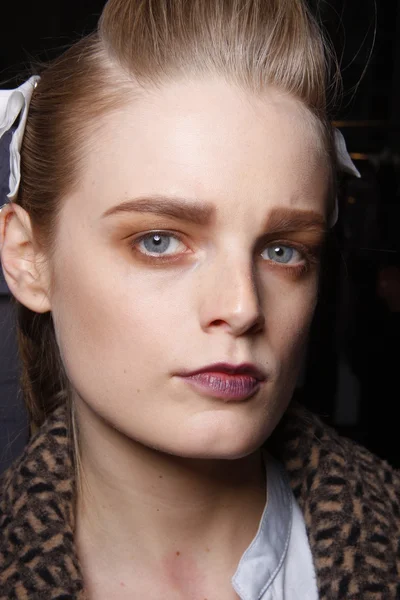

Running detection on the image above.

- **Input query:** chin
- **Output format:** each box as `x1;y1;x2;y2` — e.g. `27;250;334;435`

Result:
160;423;269;461
142;400;284;461
180;403;285;460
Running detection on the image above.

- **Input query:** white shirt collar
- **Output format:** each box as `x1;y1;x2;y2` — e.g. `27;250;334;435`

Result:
232;453;293;600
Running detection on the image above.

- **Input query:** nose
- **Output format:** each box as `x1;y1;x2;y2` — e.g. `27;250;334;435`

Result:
198;255;265;337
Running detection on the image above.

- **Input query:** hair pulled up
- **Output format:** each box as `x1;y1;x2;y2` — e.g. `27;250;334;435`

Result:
16;0;337;427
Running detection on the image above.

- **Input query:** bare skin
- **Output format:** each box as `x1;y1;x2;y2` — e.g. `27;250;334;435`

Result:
1;78;329;598
76;420;266;599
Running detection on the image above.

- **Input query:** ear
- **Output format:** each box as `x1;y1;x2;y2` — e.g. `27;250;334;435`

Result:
0;203;51;313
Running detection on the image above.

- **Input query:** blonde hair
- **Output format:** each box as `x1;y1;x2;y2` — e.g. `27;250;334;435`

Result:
17;0;337;429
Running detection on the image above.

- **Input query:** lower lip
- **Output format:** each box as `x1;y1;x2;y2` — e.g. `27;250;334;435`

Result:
179;372;262;401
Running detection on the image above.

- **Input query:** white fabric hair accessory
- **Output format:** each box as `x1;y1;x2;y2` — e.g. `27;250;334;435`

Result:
329;128;361;226
0;76;40;205
335;129;361;178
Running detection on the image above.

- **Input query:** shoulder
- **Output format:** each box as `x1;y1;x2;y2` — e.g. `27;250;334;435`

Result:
268;402;400;597
0;405;73;557
270;401;400;498
0;405;82;596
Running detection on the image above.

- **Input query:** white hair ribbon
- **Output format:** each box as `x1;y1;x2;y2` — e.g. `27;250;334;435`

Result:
330;128;361;226
0;76;39;204
335;129;361;178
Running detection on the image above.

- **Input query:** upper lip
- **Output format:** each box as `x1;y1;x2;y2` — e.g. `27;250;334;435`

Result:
178;362;267;381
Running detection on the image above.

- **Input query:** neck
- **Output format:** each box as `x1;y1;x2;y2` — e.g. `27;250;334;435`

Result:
74;399;266;576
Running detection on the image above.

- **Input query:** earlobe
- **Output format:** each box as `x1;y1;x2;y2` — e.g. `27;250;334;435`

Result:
0;203;51;313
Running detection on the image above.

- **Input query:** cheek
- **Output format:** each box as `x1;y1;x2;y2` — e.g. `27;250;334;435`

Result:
49;250;189;388
264;275;318;364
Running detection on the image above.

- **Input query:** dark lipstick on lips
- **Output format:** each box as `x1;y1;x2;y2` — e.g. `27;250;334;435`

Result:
177;363;267;401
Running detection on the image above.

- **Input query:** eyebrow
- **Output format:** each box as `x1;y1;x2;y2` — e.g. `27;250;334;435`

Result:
263;208;327;234
102;195;326;233
102;196;215;226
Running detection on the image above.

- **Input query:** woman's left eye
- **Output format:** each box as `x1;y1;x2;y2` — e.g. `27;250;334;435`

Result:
135;232;187;256
261;244;303;265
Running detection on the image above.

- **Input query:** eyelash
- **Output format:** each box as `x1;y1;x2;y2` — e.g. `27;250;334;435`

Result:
130;230;190;264
260;240;320;277
130;230;320;273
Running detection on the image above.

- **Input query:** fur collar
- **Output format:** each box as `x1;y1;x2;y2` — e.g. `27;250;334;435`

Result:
1;403;400;599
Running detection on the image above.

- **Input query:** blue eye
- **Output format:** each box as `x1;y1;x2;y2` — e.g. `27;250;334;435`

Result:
261;245;301;264
137;233;185;256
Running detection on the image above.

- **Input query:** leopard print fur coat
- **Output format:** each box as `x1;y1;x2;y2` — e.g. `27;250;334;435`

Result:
1;402;400;599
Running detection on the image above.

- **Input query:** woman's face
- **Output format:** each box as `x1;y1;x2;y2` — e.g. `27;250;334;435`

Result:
50;79;329;459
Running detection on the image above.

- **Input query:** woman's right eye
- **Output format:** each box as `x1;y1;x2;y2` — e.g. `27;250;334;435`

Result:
134;232;188;257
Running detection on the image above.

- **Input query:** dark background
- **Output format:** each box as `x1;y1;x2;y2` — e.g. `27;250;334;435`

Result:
1;0;400;472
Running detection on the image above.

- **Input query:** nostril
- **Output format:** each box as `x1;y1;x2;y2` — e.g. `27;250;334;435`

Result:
210;319;228;327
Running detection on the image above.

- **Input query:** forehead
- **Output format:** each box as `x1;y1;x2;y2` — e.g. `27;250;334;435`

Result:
73;78;329;218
